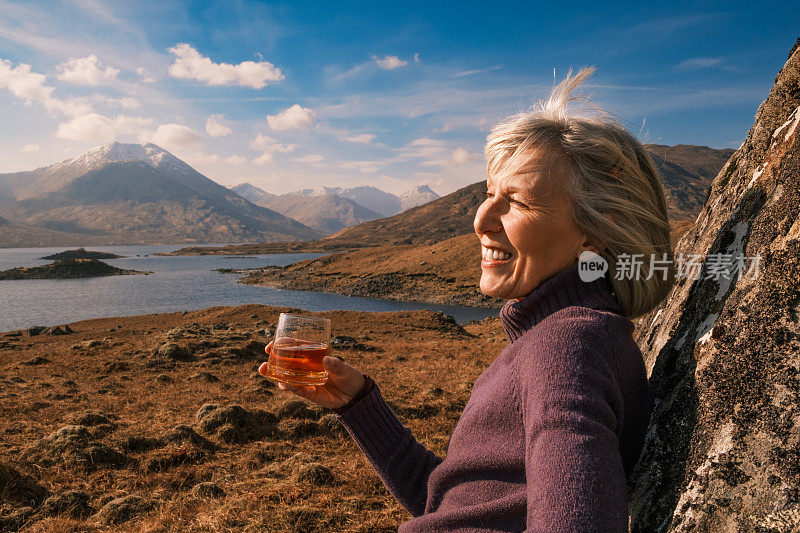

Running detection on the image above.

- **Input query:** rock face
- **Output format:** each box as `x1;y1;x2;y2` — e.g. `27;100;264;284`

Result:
629;39;800;532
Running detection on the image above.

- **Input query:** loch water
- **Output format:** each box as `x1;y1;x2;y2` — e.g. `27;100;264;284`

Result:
0;245;498;332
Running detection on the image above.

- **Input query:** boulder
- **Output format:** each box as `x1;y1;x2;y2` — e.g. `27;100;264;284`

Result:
629;38;800;532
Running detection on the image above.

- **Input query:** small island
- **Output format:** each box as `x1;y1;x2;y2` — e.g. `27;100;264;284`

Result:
40;247;124;260
0;259;150;280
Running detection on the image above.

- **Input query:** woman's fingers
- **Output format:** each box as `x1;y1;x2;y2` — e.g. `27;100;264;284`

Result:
264;341;273;354
322;356;365;396
278;382;317;399
257;362;269;377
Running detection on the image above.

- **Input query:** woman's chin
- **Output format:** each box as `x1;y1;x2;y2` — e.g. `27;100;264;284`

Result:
479;278;510;300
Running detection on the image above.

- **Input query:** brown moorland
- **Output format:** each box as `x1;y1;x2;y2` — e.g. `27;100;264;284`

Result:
0;304;506;531
234;234;503;309
232;228;688;309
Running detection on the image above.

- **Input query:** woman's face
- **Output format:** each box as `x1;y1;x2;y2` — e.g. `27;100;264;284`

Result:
474;152;591;300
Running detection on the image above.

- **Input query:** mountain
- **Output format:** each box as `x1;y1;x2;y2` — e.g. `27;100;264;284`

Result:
230;182;277;206
646;144;736;222
0;143;321;246
399;185;440;211
230;182;382;234
292;186;402;217
321;143;732;248
323;181;485;246
258;194;382;234
628;38;800;532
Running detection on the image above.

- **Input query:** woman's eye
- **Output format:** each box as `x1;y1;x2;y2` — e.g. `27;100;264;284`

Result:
510;198;528;208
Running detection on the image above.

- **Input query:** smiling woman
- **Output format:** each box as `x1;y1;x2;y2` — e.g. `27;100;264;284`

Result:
264;66;675;532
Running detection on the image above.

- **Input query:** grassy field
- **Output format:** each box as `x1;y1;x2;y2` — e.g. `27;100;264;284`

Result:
0;304;506;531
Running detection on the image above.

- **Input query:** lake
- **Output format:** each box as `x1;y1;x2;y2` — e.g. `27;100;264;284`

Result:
0;244;499;332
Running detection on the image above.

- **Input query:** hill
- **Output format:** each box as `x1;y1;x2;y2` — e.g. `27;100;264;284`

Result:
0;259;148;279
323;181;485;246
646;144;736;222
238;233;502;308
0;143;321;247
41;248;123;260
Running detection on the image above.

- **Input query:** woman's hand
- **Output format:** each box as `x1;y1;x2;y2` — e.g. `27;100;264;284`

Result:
258;341;367;410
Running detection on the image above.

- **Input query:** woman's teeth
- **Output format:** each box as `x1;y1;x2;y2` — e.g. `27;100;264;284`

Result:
482;246;512;261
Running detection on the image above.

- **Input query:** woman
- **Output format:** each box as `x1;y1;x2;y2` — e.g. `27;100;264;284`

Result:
259;67;674;532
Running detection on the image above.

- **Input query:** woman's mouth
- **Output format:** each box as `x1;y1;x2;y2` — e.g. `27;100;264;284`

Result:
481;245;513;265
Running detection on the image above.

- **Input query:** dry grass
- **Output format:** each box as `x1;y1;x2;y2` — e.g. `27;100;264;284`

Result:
0;305;506;531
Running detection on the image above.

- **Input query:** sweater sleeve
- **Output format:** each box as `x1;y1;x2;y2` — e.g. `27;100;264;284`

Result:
516;313;628;532
336;384;443;516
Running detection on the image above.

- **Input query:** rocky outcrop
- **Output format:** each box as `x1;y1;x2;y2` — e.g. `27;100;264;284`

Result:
629;38;800;532
0;258;149;279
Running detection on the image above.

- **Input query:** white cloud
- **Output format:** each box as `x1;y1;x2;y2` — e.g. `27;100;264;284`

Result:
341;161;379;174
168;43;284;89
93;95;140;109
182;151;220;166
250;133;296;164
206;114;232;137
150;123;203;148
225;155;246;164
344;133;375;144
56;55;119;85
267;104;315;131
674;56;723;72
136;67;155;83
451;147;470;164
21;143;41;152
294;154;323;163
56;113;153;141
373;55;408;70
0;58;91;117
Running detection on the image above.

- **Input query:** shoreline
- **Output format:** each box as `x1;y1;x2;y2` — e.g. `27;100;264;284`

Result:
230;234;505;310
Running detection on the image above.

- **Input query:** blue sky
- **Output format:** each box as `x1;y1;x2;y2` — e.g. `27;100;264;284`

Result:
0;1;797;195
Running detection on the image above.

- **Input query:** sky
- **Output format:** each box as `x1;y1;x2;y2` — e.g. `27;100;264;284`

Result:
0;1;798;196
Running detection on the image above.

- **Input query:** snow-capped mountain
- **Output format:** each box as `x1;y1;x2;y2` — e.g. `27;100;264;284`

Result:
230;182;277;205
398;185;440;211
0;143;321;246
1;142;233;202
291;186;402;216
231;182;382;233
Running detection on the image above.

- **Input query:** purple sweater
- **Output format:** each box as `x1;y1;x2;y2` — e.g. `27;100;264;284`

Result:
337;263;653;532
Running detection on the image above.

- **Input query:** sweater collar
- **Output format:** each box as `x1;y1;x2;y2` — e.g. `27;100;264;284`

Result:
499;262;621;343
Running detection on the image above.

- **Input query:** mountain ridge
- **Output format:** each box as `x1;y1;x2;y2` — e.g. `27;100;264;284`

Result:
0;143;322;246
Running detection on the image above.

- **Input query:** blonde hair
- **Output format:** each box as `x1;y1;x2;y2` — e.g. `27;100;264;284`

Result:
485;67;674;319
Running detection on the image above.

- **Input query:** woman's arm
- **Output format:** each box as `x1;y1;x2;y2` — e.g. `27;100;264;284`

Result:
336;384;443;516
517;315;628;532
259;345;441;516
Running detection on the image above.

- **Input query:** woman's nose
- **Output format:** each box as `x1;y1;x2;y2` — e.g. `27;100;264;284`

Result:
474;198;503;235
